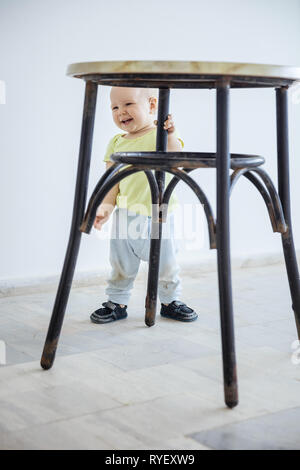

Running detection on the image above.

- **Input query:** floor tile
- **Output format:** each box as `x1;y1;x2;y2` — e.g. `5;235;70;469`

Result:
189;406;300;450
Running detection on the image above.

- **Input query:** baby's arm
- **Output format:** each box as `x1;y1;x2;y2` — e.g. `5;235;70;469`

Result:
93;162;119;231
167;132;182;152
165;114;183;151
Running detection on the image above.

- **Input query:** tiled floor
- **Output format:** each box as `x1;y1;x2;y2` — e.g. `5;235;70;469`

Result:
0;261;300;449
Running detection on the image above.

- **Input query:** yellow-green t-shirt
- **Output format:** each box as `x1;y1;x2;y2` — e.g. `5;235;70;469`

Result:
103;128;183;217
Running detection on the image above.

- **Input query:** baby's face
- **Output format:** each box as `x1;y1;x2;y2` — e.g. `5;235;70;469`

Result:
110;87;156;134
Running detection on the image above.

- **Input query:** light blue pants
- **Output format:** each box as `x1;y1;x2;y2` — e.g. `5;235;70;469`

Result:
106;208;182;305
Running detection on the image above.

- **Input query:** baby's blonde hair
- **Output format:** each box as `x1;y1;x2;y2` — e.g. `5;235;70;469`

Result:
110;86;158;111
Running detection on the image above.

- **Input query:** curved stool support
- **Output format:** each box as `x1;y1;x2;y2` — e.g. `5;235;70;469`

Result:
83;164;217;248
252;167;287;233
81;165;160;234
230;167;287;233
230;168;277;232
163;168;217;249
85;162;124;217
80;166;143;233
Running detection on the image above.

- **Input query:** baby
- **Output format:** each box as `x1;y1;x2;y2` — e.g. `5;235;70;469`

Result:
90;86;197;324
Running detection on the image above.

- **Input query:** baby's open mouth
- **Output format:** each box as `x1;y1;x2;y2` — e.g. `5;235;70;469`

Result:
122;118;133;125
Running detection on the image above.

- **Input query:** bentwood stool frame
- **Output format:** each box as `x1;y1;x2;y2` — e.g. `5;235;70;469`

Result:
40;61;300;409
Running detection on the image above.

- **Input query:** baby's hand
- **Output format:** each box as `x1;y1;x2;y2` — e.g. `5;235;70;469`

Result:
154;114;176;134
163;114;175;133
93;208;110;231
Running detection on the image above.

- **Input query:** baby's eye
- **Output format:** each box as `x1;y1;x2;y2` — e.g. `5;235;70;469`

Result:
126;103;133;106
112;106;118;111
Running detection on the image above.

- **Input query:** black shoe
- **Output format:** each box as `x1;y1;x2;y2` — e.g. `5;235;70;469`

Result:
90;301;128;324
160;300;198;322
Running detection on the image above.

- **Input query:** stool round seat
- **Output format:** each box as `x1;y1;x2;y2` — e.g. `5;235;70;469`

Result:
110;152;265;169
67;60;300;88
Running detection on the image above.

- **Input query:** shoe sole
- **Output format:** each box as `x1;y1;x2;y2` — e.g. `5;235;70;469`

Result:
160;312;198;322
90;313;128;324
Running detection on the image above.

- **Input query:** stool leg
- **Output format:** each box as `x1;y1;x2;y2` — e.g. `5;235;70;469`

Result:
145;88;170;327
40;81;98;369
145;210;162;327
216;80;238;408
276;87;300;339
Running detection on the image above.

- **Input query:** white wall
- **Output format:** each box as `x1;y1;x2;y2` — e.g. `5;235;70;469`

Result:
0;0;300;283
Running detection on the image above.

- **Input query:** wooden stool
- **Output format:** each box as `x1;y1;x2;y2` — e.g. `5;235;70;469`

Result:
41;61;300;409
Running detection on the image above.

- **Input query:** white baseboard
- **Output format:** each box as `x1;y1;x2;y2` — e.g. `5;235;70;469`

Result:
0;250;298;298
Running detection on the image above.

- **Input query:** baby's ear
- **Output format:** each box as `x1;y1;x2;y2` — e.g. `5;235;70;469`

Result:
149;96;158;113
